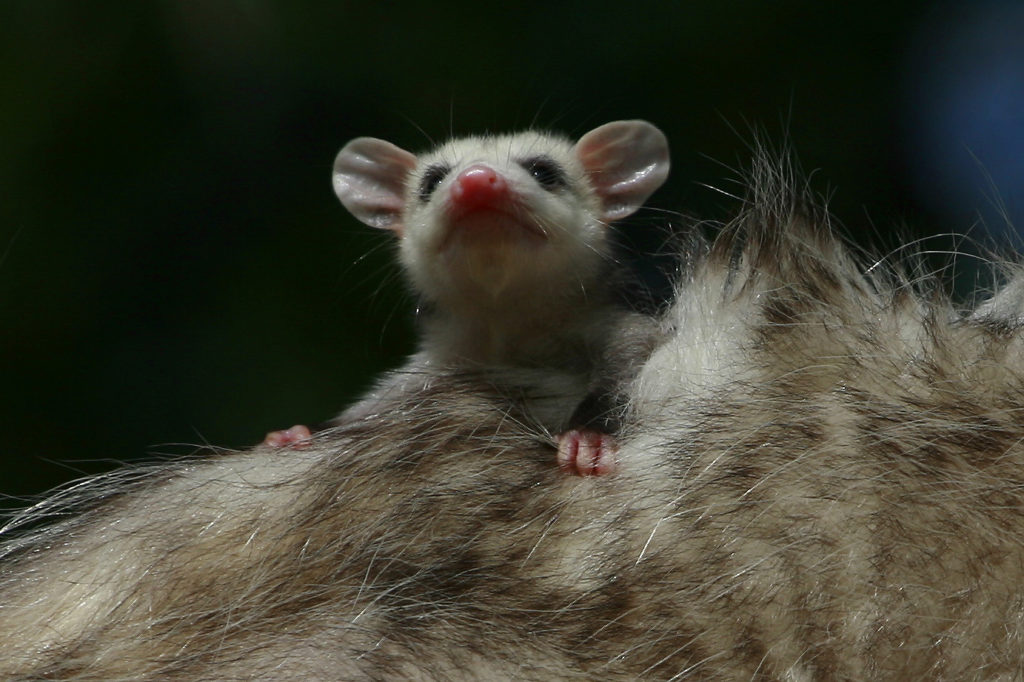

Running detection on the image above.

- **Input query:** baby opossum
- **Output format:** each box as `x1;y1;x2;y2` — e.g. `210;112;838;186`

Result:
268;121;670;475
8;146;1024;679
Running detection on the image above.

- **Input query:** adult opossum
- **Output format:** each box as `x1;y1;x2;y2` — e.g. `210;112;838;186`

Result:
4;152;1024;680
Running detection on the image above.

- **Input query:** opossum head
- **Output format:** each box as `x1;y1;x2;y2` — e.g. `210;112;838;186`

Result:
332;121;669;312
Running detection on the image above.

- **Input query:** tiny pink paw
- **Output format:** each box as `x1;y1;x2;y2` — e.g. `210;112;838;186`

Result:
556;428;617;476
264;424;313;448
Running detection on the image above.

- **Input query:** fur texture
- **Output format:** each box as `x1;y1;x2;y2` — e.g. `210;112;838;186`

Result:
4;153;1024;679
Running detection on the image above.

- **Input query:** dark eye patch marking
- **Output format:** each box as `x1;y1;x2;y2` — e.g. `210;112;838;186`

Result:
520;156;568;191
418;164;451;202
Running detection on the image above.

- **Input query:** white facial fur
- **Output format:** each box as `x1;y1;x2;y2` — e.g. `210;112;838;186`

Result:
400;132;606;309
333;121;670;314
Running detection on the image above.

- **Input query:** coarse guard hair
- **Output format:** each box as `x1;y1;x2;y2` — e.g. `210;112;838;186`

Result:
4;150;1024;680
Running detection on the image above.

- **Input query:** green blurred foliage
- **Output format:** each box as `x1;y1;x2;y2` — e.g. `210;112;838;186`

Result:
1;1;945;508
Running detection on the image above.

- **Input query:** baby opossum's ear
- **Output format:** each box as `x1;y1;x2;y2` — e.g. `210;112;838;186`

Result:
333;137;418;232
575;120;670;221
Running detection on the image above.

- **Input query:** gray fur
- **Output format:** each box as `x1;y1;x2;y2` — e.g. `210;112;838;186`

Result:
4;152;1024;679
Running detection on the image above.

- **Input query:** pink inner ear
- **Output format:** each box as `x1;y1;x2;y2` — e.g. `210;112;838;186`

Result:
333;137;417;232
575;121;670;222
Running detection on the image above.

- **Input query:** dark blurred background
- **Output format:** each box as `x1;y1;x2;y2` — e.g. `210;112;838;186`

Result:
3;1;1023;510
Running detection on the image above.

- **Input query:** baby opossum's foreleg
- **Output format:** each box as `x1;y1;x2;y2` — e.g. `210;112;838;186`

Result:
553;386;623;475
556;312;665;476
556;428;618;475
263;424;312;448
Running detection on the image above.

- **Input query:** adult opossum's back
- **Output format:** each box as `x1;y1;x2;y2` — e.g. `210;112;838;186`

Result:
4;156;1024;679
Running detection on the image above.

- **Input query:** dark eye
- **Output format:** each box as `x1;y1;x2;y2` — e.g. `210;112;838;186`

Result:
418;164;450;202
521;156;567;191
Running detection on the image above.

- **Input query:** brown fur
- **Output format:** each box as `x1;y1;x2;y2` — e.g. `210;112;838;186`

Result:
4;153;1024;679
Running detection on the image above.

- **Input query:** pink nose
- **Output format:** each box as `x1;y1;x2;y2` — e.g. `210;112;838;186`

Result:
450;164;508;209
